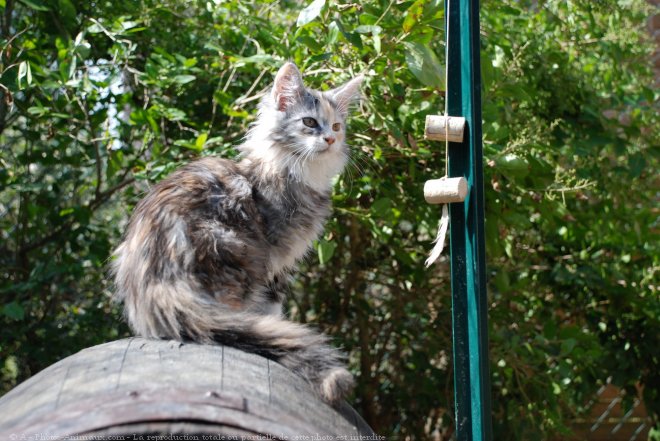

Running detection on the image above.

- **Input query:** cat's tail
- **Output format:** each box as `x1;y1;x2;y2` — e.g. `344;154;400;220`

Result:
208;310;354;405
121;281;354;405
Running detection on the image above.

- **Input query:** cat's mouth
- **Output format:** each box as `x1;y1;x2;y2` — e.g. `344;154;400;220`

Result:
314;141;339;154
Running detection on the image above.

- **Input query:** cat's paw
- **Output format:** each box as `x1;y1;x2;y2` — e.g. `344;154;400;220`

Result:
318;367;355;405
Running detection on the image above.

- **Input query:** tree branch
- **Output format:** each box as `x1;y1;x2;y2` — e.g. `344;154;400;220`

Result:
0;0;15;136
1;0;13;38
73;95;103;200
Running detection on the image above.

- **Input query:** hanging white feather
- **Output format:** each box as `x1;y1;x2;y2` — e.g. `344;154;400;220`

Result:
425;203;450;267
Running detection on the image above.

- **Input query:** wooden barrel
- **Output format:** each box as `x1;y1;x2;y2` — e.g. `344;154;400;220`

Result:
0;338;376;439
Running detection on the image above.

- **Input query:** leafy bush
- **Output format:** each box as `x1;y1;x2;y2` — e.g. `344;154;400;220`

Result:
1;0;657;439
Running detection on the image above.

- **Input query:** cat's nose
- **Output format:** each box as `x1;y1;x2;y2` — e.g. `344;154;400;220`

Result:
324;136;336;145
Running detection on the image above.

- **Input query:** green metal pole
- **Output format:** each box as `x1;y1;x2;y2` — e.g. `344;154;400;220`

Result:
444;0;493;439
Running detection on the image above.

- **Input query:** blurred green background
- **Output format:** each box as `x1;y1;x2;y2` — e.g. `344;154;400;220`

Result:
0;0;658;439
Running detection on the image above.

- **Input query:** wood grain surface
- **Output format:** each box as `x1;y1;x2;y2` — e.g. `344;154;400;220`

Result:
0;338;376;440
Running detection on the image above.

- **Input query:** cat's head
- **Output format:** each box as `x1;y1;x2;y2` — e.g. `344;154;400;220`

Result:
242;62;363;191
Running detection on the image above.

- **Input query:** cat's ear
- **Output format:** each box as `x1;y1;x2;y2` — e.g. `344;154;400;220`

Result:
272;62;304;112
330;75;364;115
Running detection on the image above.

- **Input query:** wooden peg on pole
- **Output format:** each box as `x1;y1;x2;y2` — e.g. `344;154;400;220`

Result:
425;115;466;142
424;177;468;204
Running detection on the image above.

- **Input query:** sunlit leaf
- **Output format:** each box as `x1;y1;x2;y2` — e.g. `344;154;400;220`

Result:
175;139;202;152
233;54;279;67
496;154;529;178
27;106;47;116
355;25;382;35
17;61;27;89
403;0;425;33
162;107;186;121
195;133;208;150
327;21;340;45
403;42;444;89
317;239;337;265
173;74;196;85
297;0;325;27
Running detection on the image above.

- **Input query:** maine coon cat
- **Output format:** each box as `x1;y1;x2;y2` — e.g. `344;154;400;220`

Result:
111;62;363;404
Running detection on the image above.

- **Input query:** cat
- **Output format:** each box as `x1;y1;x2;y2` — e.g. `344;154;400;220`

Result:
111;62;363;405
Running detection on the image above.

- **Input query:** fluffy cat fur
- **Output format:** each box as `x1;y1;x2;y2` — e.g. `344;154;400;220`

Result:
112;62;363;404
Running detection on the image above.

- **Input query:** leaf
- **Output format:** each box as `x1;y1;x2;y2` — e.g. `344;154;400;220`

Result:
317;239;337;265
174;139;202;152
68;55;77;80
370;197;392;219
74;33;91;59
26;61;32;85
373;34;381;54
107;149;124;180
124;26;146;34
3;302;25;321
87;22;104;34
233;54;279;67
297;0;325;27
204;136;224;147
355;25;382;35
327;21;340;45
27;106;47;116
59;58;74;82
162;107;186;121
560;338;577;356
308;53;332;64
403;0;425;33
58;0;77;28
496;154;529;178
403;42;444;89
195;133;208;150
117;20;140;32
59;207;75;217
222;107;248;118
500;84;532;103
50;112;72;119
627;153;645;178
297;35;323;51
173;74;196;85
17;61;27;89
18;0;49;11
183;58;197;68
333;19;362;49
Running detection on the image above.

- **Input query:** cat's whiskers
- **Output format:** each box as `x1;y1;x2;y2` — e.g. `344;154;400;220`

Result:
277;143;307;180
293;147;316;184
343;148;376;199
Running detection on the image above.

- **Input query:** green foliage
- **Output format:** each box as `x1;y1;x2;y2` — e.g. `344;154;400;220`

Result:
0;0;657;439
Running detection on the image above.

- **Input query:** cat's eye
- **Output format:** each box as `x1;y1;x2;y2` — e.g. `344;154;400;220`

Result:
302;117;319;128
332;123;341;132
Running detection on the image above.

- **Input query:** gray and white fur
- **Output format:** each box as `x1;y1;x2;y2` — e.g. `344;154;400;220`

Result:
112;63;363;404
